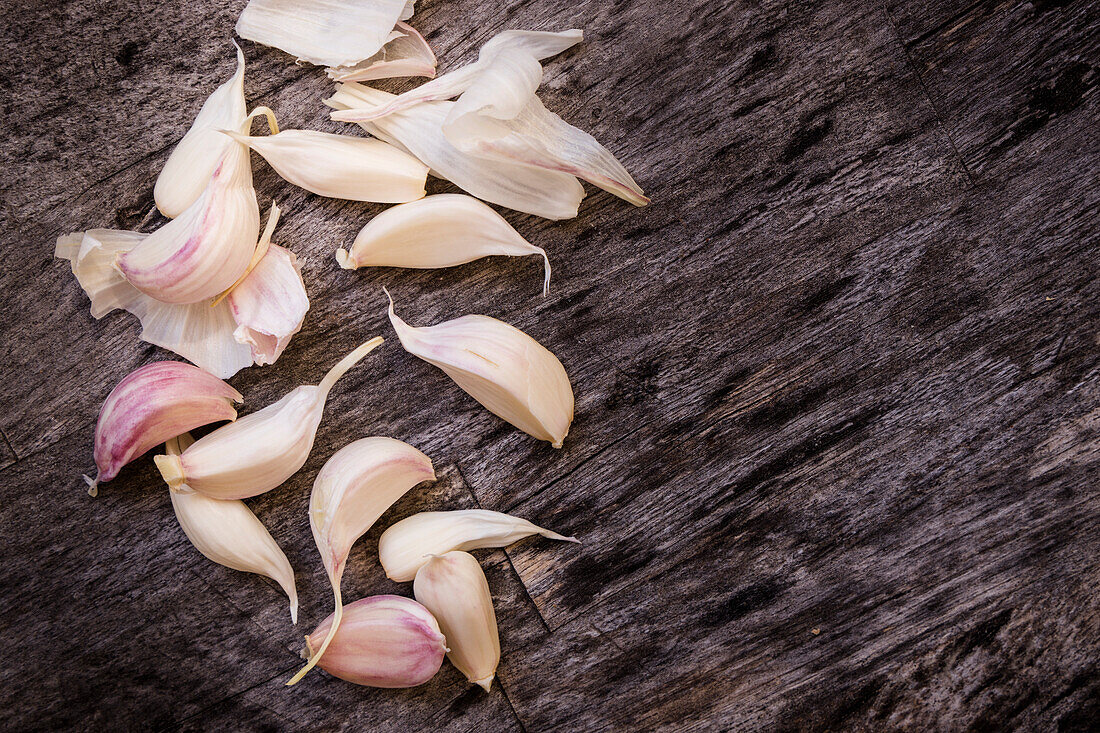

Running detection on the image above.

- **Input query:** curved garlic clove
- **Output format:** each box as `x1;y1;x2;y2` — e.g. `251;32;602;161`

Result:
326;22;436;83
414;551;499;692
385;290;574;447
222;128;427;203
87;362;242;495
236;0;413;68
153;337;384;500
166;433;298;623
304;595;446;687
379;509;579;582
117;141;260;304
155;43;247;218
336;194;551;295
288;437;435;685
227;243;308;366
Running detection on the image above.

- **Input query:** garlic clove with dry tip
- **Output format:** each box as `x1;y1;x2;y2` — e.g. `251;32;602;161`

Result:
288;437;436;685
303;595;446;687
166;433;299;623
414;551;500;691
379;509;579;582
87;361;242;495
336;194;551;295
386;290;574;447
154;338;384;500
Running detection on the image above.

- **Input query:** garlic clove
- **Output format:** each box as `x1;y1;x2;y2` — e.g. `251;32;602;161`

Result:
304;595;446;687
155;43;247;218
326;22;436;83
117;140;260;304
288;437;435;685
154;337;384;500
166;433;298;623
385;290;574;447
88;362;242;495
379;509;579;582
414;551;499;691
326;83;584;221
222;127;428;203
336;194;551;295
236;0;413;68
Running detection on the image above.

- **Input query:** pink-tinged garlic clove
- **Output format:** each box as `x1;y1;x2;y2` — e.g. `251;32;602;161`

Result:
228;243;308;366
304;595;446;688
88;362;242;495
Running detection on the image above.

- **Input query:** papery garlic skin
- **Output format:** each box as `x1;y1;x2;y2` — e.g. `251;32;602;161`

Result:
223;128;427;203
414;551;499;692
326;22;436;82
236;0;413;68
155;44;247;218
305;595;446;687
288;437;435;685
386;291;574;447
154;338;384;500
166;433;298;623
117;142;260;304
88;361;242;495
228;244;309;366
337;194;551;295
380;510;578;582
56;230;256;378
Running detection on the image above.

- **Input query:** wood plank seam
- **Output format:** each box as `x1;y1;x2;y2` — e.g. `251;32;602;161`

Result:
173;663;302;728
185;566;292;661
496;675;531;733
0;428;15;463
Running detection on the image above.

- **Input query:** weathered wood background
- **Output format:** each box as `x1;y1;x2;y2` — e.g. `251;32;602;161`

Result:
2;0;1098;730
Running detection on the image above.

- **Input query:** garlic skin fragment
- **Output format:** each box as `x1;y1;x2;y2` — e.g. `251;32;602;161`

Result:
386;292;574;448
337;194;551;295
166;433;298;623
289;437;435;685
379;510;579;582
154;337;384;500
326;22;436;83
228;244;309;366
414;551;500;692
223;128;428;203
88;361;242;495
304;595;446;687
117;142;260;304
236;0;414;68
154;44;247;218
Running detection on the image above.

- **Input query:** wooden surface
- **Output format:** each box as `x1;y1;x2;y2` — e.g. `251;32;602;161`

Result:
2;0;1099;730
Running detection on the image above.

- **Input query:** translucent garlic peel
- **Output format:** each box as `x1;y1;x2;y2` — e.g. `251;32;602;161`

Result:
117;142;260;304
326;83;584;220
326;22;436;83
228;244;309;366
88;362;241;494
154;338;384;500
337;194;551;295
289;437;435;686
379;510;579;582
222;128;428;203
166;433;299;623
386;291;574;447
305;595;446;688
414;551;500;691
154;43;247;218
236;0;414;68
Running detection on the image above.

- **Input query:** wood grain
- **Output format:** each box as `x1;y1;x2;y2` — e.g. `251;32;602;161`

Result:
1;0;1098;730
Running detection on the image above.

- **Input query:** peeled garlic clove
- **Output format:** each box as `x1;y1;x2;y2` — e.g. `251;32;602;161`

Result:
166;433;298;623
155;43;247;218
154;338;384;500
288;437;435;685
379;510;578;582
222;128;427;203
386;291;574;447
414;551;499;691
336;194;551;295
304;595;446;687
236;0;413;67
87;362;242;495
117;141;260;304
326;22;436;82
